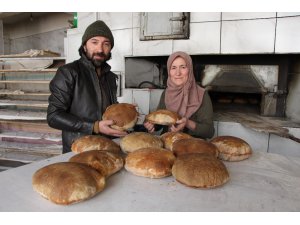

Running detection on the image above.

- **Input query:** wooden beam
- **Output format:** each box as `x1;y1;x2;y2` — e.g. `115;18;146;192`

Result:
0;120;61;134
0;68;57;72
0;80;50;84
0;92;50;96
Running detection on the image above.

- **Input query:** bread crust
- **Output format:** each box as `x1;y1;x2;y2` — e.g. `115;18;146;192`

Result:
125;147;175;178
160;132;193;150
32;162;105;205
210;136;252;161
145;109;181;125
172;154;229;188
120;132;163;153
69;150;124;178
102;103;138;131
172;138;219;157
71;135;121;154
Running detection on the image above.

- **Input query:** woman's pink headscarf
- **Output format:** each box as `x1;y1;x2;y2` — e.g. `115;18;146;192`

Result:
165;51;205;119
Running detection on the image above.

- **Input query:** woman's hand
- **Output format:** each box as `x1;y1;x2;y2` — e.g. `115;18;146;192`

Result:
170;117;187;132
98;120;128;137
143;121;155;133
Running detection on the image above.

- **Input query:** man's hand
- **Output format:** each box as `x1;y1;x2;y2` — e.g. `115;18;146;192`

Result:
98;120;127;137
143;121;155;133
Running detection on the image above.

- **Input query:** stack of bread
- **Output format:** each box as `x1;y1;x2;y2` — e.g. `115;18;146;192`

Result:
32;135;124;205
170;137;229;189
33;104;254;204
120;132;176;178
210;136;252;161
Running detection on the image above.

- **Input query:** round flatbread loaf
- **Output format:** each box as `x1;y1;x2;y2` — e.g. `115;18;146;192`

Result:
69;150;124;178
160;132;193;150
102;103;138;131
32;162;105;205
172;154;229;188
125;147;175;178
145;109;181;125
71;135;121;154
210;136;252;161
120;132;163;153
172;138;218;157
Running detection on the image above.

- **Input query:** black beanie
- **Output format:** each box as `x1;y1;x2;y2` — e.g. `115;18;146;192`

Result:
82;20;114;49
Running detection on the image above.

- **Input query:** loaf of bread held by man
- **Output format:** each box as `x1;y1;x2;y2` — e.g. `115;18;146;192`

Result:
102;103;138;131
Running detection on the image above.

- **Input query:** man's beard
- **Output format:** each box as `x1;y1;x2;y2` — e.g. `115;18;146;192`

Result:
86;51;111;68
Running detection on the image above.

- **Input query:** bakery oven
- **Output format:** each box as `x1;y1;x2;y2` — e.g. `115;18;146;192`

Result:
193;54;290;117
201;64;279;116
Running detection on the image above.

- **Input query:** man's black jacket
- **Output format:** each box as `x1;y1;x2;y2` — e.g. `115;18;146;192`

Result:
47;54;118;153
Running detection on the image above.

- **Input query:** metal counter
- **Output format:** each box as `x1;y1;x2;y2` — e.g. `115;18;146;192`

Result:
0;151;300;211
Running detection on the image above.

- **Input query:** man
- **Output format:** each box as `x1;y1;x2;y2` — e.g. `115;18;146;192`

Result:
47;20;127;153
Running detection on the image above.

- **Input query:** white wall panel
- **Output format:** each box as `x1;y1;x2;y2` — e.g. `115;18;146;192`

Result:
66;31;81;63
221;19;276;54
117;88;133;103
77;12;97;32
173;22;220;54
277;12;300;17
132;89;150;124
149;89;164;112
132;28;172;56
222;12;276;20
275;16;300;53
190;12;221;22
110;29;132;72
132;12;140;28
98;12;133;30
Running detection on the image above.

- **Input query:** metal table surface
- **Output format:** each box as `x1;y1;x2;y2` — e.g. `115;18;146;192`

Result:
0;151;300;212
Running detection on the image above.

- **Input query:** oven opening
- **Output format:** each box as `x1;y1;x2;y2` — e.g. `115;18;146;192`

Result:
209;91;262;114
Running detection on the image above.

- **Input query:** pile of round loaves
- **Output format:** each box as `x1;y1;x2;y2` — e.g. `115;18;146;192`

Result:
32;105;252;205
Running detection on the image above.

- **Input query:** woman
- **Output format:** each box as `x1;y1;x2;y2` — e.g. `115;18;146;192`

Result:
144;51;214;139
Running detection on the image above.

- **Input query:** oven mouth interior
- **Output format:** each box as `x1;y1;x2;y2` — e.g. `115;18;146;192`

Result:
209;91;262;114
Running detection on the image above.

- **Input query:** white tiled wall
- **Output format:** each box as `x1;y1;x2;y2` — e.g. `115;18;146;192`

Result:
98;12;133;30
66;30;81;63
190;12;221;22
149;89;164;112
117;88;133;104
132;28;172;56
277;12;300;17
221;19;276;54
222;12;276;20
110;29;132;72
275;16;300;53
77;12;97;32
173;22;220;54
132;89;150;124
